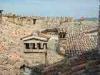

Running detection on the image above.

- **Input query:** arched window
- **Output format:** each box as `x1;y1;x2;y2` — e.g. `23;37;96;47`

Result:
24;43;30;49
59;32;66;38
43;43;47;49
37;43;43;49
59;32;62;38
32;43;37;49
62;32;66;38
24;43;37;49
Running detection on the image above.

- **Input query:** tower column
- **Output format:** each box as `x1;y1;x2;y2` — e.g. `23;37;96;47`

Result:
0;10;3;24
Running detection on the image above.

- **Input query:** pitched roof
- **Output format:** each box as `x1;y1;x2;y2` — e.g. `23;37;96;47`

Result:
21;32;50;42
58;33;97;57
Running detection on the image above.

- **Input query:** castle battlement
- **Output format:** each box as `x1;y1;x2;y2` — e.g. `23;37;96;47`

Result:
3;13;75;28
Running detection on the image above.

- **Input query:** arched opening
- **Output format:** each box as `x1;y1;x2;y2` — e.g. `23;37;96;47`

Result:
24;43;30;49
37;43;43;49
43;43;47;49
59;32;66;38
24;43;37;49
33;19;37;24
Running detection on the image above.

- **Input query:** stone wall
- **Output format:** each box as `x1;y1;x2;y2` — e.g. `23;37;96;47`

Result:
23;53;45;65
5;14;75;28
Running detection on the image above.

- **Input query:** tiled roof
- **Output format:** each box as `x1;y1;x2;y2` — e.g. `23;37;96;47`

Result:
59;33;97;57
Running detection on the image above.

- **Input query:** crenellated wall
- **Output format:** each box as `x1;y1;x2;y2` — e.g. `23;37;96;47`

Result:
4;14;75;28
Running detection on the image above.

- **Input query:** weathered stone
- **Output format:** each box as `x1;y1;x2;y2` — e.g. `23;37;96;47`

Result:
0;70;3;75
2;70;10;75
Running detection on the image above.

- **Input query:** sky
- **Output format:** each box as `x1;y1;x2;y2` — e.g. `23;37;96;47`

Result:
0;0;99;18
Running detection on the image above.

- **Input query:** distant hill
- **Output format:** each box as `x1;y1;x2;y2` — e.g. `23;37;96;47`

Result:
77;17;98;21
85;18;98;21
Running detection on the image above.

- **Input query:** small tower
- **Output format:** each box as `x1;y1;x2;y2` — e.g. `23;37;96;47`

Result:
12;14;16;23
33;18;37;24
0;10;3;24
57;28;67;56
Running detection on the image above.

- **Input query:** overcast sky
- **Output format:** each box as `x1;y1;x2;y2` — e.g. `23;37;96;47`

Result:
0;0;99;18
